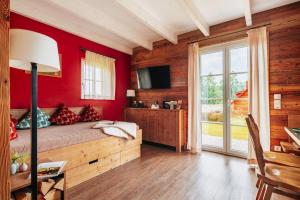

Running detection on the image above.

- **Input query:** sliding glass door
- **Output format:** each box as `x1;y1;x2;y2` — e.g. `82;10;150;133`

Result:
200;40;249;157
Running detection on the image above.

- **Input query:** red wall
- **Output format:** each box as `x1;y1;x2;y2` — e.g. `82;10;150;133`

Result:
10;13;131;120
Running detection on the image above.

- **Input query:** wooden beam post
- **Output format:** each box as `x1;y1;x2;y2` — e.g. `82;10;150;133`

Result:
178;0;210;36
244;0;252;26
117;0;178;44
0;0;11;199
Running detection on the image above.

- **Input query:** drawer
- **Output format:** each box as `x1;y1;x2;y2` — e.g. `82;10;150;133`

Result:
65;158;100;189
98;138;122;158
65;152;121;189
120;146;141;165
110;152;121;169
39;136;122;170
120;137;142;150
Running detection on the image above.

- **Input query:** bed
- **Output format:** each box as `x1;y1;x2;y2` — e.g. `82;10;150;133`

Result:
10;107;142;189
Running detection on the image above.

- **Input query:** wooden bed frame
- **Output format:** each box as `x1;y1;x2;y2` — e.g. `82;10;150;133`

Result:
10;107;142;190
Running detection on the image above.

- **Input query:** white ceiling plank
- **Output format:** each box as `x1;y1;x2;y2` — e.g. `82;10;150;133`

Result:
48;0;153;50
117;0;177;44
244;0;252;26
178;0;210;36
11;0;133;54
12;0;298;51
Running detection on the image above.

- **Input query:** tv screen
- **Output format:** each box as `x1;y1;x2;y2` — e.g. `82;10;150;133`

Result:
137;65;171;89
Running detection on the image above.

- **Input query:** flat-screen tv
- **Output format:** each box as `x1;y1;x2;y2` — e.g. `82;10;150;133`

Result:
137;65;171;89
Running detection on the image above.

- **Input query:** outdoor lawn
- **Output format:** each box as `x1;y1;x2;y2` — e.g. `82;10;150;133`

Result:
202;115;249;141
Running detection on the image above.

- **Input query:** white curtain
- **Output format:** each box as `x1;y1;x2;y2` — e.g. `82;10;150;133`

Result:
187;43;202;153
83;50;115;100
247;27;270;161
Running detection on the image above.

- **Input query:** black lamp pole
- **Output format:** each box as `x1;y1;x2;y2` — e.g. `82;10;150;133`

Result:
31;63;38;200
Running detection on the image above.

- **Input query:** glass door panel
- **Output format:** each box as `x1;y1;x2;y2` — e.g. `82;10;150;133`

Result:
200;50;225;149
228;46;249;155
199;41;249;157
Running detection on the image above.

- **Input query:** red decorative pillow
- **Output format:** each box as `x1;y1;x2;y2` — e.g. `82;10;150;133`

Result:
10;115;18;141
11;115;18;125
80;105;102;122
49;106;80;125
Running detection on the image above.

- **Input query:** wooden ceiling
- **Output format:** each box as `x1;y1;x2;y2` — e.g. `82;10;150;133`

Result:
11;0;299;54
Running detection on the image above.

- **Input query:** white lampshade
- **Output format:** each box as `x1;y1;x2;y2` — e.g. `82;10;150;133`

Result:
126;89;136;97
9;29;60;72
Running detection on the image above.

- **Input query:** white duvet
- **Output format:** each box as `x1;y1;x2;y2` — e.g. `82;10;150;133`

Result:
93;120;138;139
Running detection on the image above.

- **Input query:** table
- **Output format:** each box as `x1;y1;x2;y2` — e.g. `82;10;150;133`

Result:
10;159;65;192
284;127;300;146
11;171;31;192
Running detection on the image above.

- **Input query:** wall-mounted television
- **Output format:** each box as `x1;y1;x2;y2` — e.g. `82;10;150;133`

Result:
136;65;171;89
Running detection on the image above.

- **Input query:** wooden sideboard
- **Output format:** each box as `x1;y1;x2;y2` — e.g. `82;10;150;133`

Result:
124;108;186;152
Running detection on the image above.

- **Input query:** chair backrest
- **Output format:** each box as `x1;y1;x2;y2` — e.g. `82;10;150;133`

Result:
245;114;265;175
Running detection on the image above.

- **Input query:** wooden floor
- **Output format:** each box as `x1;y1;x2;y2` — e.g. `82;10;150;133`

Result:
67;144;290;200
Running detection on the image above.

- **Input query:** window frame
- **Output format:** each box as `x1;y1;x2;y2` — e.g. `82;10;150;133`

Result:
81;55;114;100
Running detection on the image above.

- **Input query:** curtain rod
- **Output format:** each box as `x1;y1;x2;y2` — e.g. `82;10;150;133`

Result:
187;22;272;45
80;47;115;60
80;47;85;52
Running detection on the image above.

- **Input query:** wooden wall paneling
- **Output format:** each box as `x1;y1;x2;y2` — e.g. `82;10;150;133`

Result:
288;115;300;128
268;11;300;147
0;0;10;199
131;2;300;149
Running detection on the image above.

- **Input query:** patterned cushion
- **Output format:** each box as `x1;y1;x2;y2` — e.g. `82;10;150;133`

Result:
80;105;102;122
49;106;80;125
16;108;51;129
10;115;18;141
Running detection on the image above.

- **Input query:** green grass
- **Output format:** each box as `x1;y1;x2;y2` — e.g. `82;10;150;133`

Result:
202;116;249;141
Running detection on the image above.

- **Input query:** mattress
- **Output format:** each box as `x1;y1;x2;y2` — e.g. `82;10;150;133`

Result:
10;122;108;153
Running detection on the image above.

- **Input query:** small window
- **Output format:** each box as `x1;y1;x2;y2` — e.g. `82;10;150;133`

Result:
81;50;115;100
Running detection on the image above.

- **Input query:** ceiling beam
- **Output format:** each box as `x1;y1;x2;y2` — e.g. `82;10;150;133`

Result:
48;0;152;50
178;0;210;36
117;0;177;44
244;0;252;26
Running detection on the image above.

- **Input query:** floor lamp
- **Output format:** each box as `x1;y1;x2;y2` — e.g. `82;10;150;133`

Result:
9;29;60;200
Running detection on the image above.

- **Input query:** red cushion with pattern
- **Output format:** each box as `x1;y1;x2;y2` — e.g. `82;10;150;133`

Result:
80;105;102;122
49;106;80;125
10;115;18;140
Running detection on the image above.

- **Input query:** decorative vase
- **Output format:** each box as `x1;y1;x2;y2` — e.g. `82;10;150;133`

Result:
19;162;29;172
11;162;19;175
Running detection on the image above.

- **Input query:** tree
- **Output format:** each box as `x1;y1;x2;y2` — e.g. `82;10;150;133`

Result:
201;73;246;104
201;74;222;104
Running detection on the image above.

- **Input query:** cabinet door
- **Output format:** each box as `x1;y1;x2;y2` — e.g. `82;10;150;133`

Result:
146;111;157;142
125;109;150;141
156;111;165;144
139;112;149;141
162;111;177;146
